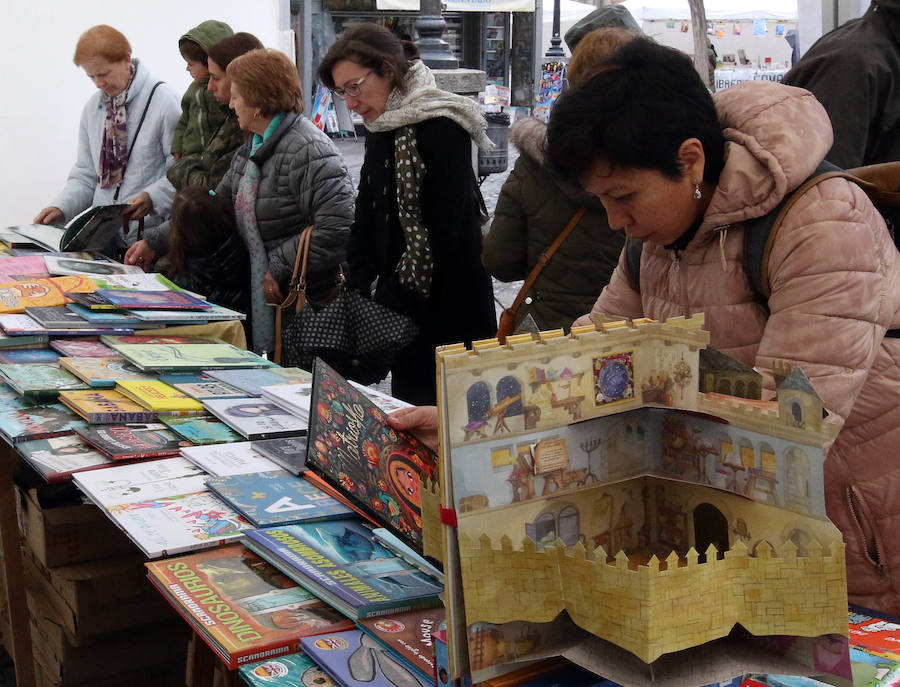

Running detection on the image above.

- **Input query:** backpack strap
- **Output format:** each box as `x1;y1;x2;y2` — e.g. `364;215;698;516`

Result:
623;236;643;291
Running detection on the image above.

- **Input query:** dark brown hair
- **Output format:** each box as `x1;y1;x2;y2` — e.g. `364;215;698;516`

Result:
567;27;640;88
207;32;264;71
317;23;410;91
168;187;238;275
178;38;208;65
73;25;131;65
227;48;303;115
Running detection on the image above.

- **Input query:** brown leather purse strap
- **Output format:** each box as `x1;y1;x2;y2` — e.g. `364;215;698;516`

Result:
505;207;586;319
274;225;313;365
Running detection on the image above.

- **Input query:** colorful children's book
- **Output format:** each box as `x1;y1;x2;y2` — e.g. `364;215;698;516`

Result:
0;403;87;443
17;434;114;483
0;275;94;313
306;359;437;552
180;442;279;477
240;652;340;687
0;256;49;282
95;289;211;310
59;356;154;388
357;607;446;682
300;629;432;687
115;380;205;415
251;437;309;475
58;389;159;424
156;373;245;400
50;338;115;358
101;334;220;346
242;519;443;620
0;348;60;364
146;545;354;669
74;423;191;460
73;456;249;557
111;343;270;373
205;470;355;527
66;303;152;327
65;291;118;310
90;272;185;292
161;416;243;445
0;363;89;398
849;606;900;660
203;397;308;440
206;367;312;397
43;255;143;277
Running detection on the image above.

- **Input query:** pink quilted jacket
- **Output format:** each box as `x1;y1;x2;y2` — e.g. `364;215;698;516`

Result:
577;81;900;614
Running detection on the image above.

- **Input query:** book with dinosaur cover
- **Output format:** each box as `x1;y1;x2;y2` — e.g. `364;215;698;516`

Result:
205;470;355;527
156;373;245;401
0;362;89;398
161;416;243;445
251;437;309;475
0;403;87;443
116;380;205;415
59;389;159;424
59;356;154;388
0;275;94;313
241;519;443;620
300;629;432;687
203;397;307;440
357;607;446;681
17;434;114;482
75;423;191;460
146;544;354;669
111;343;270;373
305;358;437;552
73;456;250;557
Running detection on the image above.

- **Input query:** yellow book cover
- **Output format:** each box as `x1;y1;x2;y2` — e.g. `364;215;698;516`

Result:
115;380;205;413
58;389;158;423
0;276;96;313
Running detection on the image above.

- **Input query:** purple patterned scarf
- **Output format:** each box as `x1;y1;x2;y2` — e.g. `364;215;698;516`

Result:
98;62;136;189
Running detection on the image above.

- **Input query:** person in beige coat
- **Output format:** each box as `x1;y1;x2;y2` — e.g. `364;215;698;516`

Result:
546;39;900;614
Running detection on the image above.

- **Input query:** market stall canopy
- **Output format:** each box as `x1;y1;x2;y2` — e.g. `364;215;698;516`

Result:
620;0;797;21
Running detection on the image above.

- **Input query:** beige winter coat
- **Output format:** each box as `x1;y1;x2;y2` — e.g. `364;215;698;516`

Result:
577;81;900;614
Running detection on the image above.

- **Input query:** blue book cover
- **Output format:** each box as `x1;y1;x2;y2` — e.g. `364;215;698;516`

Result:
95;289;211;310
0;403;86;443
161;416;243;445
66;303;146;326
240;651;337;687
300;629;431;687
242;519;442;620
205;470;354;527
206;368;298;397
0;348;60;364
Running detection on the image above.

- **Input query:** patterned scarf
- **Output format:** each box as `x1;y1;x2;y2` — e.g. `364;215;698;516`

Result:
98;62;136;189
234;113;285;354
366;61;492;298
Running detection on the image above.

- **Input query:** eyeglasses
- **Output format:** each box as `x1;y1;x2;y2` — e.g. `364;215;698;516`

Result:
332;71;372;99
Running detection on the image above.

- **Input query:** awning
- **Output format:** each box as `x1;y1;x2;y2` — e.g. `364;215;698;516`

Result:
376;0;535;11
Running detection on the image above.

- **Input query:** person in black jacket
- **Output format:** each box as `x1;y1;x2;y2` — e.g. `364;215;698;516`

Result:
318;24;497;405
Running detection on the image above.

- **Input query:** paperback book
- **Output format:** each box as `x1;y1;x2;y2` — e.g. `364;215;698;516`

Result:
44;255;142;277
180;442;279;477
95;289;211;310
0;348;60;364
156;373;245;401
241;519;443;620
128;304;244;322
357;606;447;682
75;423;191;460
259;383;313;422
90;272;184;292
0;313;133;337
0;330;47;349
0;275;94;313
73;456;250;557
17;434;114;482
59;356;154;388
26;306;94;329
0;403;87;443
300;629;432;687
57;203;129;252
116;380;205;415
0;363;89;398
111;343;271;373
7;224;65;252
0;256;49;282
251;437;309;475
50;337;115;357
239;652;338;687
306;359;437;551
101;335;221;346
206;367;311;397
161;416;243;445
65;291;119;310
58;389;159;424
205;470;355;527
146;544;353;669
66;304;152;327
203;397;308;440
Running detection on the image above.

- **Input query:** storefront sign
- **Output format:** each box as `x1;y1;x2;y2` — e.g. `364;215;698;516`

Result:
714;67;787;91
376;0;535;11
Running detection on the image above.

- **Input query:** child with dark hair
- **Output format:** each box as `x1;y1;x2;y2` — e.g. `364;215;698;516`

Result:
172;20;234;160
167;186;250;317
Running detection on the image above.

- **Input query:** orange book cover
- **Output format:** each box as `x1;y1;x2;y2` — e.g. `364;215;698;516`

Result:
0;276;95;313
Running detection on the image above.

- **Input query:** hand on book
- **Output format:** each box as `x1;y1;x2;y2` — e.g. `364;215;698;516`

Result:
123;191;153;220
387;406;439;452
124;240;155;269
34;206;64;225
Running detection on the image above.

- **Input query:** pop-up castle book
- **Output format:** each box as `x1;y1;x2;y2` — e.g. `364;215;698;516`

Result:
425;316;851;687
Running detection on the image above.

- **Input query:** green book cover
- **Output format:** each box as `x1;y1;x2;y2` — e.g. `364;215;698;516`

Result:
161;416;243;445
0;363;89;398
109;343;271;373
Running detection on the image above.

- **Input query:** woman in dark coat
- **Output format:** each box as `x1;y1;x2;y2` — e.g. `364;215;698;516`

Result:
318;25;496;404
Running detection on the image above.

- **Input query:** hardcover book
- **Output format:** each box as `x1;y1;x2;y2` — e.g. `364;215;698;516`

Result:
18;434;114;482
0;348;60;364
44;255;142;277
240;652;339;687
306;359;437;552
156;373;245;401
0;313;133;337
180;442;279;477
73;456;250;557
58;389;159;424
101;335;221;346
146;545;353;669
59;356;154;388
0;275;94;313
357;607;446;681
26;306;93;329
0;403;87;443
203;397;308;440
50;337;116;357
241;519;443;620
58;203;130;252
65;291;118;310
205;470;355;527
66;303;152;327
75;423;191;460
111;343;270;373
95;289;211;310
0;330;47;349
206;367;312;397
300;629;432;687
161;416;243;445
251;437;309;475
0;362;89;398
115;380;205;415
90;272;186;292
128;304;244;322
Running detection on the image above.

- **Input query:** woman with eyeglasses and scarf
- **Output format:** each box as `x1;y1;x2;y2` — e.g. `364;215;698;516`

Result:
318;24;497;405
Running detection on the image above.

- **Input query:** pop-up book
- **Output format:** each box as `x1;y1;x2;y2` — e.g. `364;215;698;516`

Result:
426;315;850;687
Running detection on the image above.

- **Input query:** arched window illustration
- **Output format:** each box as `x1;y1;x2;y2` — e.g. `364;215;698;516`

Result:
558;506;580;546
716;378;731;395
759;442;776;475
739;438;755;469
786;449;811;509
693;503;728;562
496;376;523;416
734;379;746;397
466;381;491;424
791;401;803;424
747;380;761;398
533;512;556;545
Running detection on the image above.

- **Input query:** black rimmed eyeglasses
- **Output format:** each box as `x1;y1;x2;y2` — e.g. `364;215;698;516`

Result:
332;71;373;99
